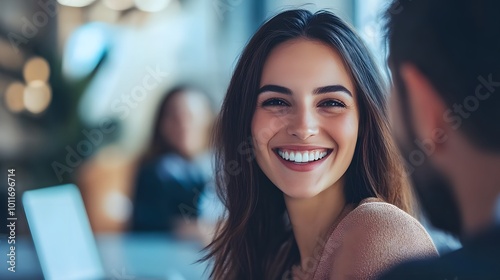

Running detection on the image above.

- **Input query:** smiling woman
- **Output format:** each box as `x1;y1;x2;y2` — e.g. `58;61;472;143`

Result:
253;39;358;199
202;9;438;280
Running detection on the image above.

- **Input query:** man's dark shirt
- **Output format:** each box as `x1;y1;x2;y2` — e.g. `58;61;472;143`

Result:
379;226;500;280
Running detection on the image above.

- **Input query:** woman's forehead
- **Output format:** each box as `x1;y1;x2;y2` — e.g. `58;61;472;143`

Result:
260;38;355;95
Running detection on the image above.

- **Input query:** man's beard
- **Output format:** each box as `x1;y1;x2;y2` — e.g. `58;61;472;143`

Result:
402;146;463;236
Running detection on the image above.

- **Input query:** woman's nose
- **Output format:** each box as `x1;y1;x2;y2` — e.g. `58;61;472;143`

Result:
286;107;319;140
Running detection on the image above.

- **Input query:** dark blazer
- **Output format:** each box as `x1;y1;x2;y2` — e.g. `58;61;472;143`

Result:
131;153;208;231
378;226;500;280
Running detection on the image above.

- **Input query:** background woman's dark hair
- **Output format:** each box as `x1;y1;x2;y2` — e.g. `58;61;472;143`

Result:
142;84;212;163
203;9;414;279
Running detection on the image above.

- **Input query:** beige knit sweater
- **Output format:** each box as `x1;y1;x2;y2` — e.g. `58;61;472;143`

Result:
291;198;438;280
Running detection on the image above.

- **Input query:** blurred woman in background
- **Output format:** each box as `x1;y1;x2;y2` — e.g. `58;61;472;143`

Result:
131;85;218;241
203;9;437;279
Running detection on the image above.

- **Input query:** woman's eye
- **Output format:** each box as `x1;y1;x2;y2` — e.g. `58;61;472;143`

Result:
261;98;289;107
319;100;345;107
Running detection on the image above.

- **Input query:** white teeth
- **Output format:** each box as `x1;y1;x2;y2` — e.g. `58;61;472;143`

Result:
277;149;329;163
295;153;302;163
303;153;309;162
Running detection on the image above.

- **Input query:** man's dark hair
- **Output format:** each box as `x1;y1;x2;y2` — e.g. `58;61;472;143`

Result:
386;0;500;152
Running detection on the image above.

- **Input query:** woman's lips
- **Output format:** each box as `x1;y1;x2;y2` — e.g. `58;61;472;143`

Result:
275;148;329;163
273;147;333;172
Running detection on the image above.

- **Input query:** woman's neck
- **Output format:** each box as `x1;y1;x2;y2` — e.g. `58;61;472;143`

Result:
285;180;347;270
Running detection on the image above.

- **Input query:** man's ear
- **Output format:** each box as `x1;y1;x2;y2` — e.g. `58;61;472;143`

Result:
400;63;448;142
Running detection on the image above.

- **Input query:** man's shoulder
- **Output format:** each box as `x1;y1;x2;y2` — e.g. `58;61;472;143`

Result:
379;227;500;280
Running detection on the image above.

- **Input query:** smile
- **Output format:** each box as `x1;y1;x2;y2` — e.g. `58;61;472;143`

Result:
275;148;331;163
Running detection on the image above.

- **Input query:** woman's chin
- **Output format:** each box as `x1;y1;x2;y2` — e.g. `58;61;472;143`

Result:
279;185;324;200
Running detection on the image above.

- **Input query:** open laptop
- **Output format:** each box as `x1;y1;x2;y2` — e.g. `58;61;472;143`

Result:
22;184;164;280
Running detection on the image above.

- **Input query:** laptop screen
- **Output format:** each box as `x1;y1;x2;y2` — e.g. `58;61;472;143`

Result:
23;184;106;280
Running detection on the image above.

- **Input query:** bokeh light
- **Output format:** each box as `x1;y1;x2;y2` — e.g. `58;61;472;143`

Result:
104;190;133;222
23;57;51;83
103;0;135;11
4;82;25;113
134;0;170;12
23;80;52;114
57;0;97;8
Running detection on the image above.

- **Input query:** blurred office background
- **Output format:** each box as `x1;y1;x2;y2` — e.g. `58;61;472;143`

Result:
0;0;459;279
0;0;390;234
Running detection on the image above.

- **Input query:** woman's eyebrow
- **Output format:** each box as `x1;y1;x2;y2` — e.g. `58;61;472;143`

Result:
257;85;292;95
313;85;352;97
258;84;352;97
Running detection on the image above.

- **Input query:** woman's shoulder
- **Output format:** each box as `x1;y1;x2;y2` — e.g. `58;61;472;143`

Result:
323;198;438;279
335;198;437;253
343;198;427;232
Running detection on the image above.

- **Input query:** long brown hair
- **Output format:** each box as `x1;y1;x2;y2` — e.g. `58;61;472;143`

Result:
202;9;414;279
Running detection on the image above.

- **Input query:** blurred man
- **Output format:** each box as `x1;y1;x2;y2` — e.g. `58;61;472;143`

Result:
380;0;500;279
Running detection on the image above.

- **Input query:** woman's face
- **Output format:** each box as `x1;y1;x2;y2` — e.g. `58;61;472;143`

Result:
161;90;213;159
251;39;359;199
